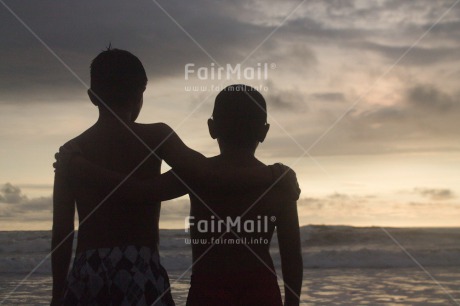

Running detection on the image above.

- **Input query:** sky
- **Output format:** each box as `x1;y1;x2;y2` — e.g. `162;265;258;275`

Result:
1;0;460;230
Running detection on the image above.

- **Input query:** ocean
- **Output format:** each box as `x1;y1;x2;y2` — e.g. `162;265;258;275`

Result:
1;226;459;305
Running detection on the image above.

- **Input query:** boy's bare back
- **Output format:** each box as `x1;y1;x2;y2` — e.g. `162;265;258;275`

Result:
189;156;294;272
68;122;169;252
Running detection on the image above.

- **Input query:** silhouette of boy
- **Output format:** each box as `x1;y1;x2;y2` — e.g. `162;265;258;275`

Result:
52;49;299;305
52;48;177;305
185;85;303;306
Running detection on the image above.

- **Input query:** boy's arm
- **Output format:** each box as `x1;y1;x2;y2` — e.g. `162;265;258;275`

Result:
277;199;303;306
61;155;187;203
156;123;298;193
51;172;75;305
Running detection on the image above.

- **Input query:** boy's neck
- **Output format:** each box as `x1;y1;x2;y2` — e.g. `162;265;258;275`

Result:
97;108;134;125
218;142;258;163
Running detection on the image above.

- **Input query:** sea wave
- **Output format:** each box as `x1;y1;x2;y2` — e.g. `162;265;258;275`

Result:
1;226;459;273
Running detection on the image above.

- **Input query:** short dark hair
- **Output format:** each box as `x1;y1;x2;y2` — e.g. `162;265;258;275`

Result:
212;84;267;147
90;48;147;107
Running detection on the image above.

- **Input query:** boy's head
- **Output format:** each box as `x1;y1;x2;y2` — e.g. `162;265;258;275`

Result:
89;48;147;112
208;84;270;150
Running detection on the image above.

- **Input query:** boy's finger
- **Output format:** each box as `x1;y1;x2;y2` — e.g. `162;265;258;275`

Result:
62;141;82;154
59;146;71;153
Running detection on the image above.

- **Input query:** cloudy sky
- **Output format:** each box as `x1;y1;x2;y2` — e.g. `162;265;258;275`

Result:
1;0;460;230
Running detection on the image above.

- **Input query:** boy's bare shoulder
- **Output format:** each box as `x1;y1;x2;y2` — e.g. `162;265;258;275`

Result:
134;122;172;133
60;128;93;149
132;122;175;140
59;123;176;150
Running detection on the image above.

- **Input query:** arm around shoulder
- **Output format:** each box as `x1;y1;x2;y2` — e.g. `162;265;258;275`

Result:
156;123;206;171
155;123;276;191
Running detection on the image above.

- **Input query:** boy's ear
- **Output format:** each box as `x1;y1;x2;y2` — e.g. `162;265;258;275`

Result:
87;89;99;106
208;118;218;139
257;123;270;143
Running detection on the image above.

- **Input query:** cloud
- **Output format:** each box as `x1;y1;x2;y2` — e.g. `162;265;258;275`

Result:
160;198;190;221
4;0;458;104
363;83;460;137
310;82;460;155
296;190;460;227
406;84;455;112
0;183;26;204
0;183;52;222
265;81;308;111
310;92;345;102
255;81;459;158
0;0;308;103
357;42;460;66
414;188;455;201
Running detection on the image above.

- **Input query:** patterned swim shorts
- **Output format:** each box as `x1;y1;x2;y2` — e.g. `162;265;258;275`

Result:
63;245;175;306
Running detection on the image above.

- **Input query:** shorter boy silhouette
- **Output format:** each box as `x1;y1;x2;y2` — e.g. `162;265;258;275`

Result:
185;85;302;306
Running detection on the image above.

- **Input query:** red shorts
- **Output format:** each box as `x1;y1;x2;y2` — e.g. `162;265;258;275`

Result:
186;268;282;306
